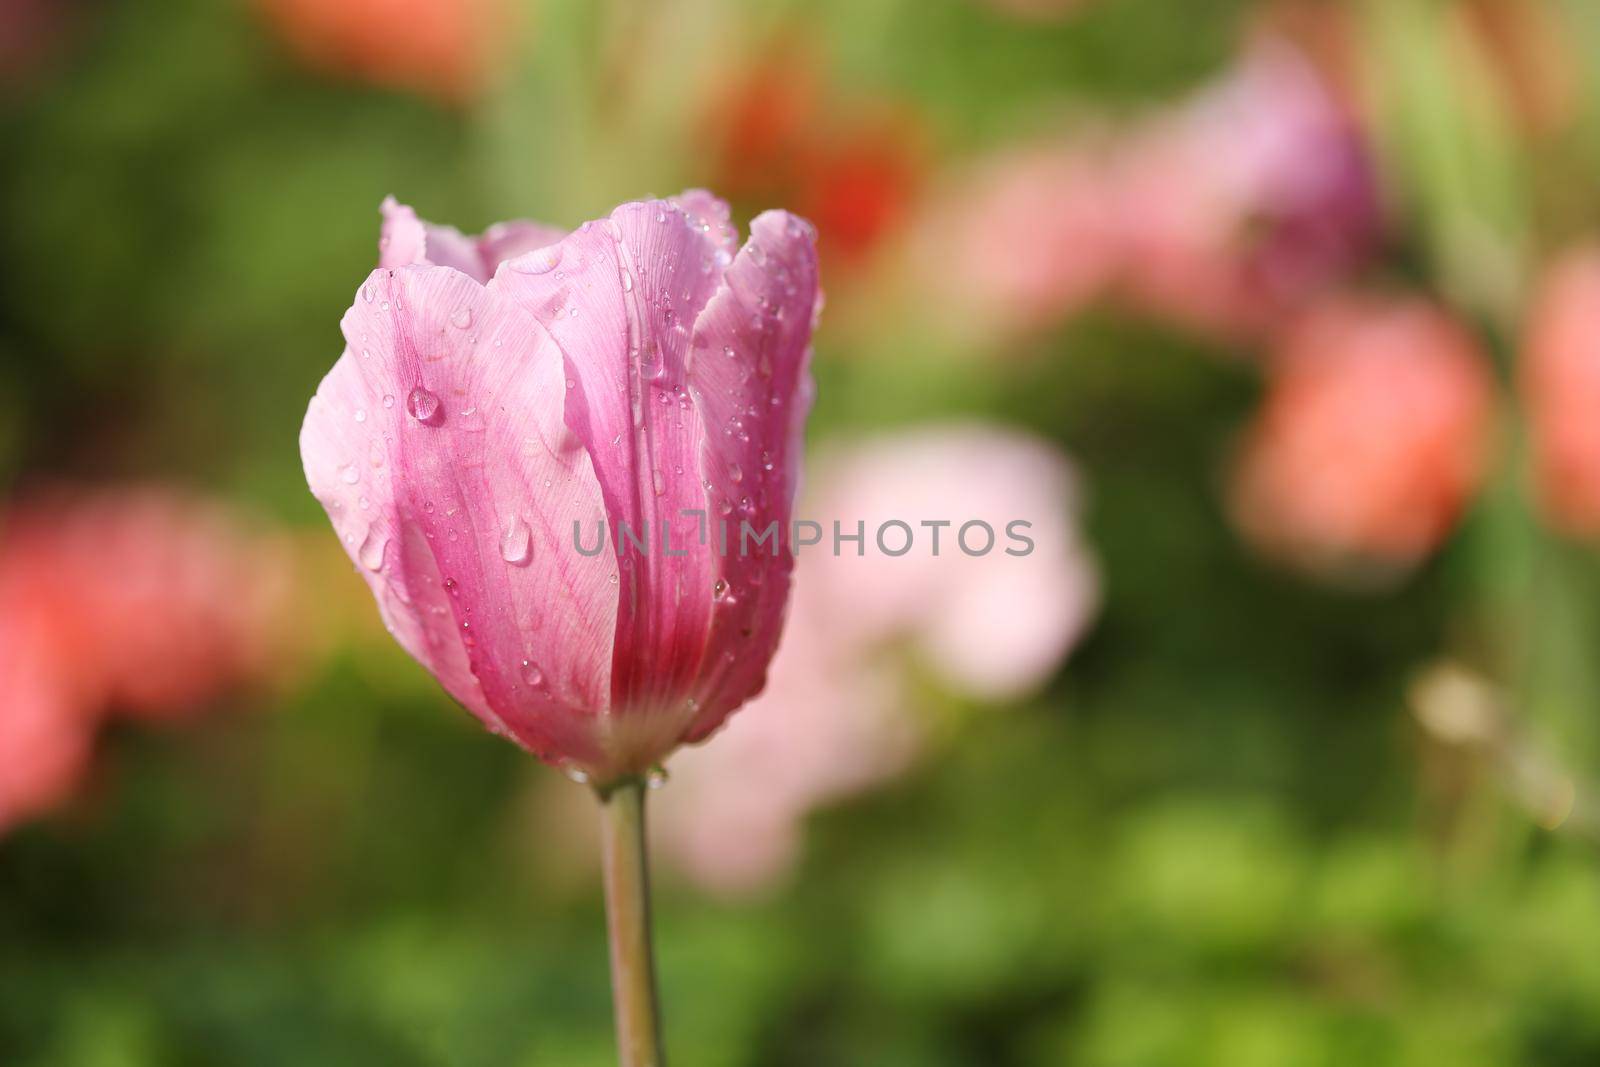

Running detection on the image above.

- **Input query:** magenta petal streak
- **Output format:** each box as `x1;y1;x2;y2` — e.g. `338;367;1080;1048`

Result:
302;192;820;782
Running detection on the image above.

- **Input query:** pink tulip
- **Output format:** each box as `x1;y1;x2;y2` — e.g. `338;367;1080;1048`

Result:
1231;297;1495;576
1522;248;1600;537
300;191;821;787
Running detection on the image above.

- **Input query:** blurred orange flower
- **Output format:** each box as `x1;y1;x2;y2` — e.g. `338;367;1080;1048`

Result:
257;0;512;103
1232;298;1496;579
1522;248;1600;537
0;486;296;833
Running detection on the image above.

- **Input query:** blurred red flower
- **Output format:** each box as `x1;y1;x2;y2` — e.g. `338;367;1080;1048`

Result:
0;486;296;834
705;46;922;267
1232;298;1496;578
256;0;512;103
1522;249;1600;537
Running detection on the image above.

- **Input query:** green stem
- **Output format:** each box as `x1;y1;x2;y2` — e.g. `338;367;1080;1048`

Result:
598;778;667;1067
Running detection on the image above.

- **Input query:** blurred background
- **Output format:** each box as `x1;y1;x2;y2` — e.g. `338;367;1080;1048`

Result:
6;0;1600;1063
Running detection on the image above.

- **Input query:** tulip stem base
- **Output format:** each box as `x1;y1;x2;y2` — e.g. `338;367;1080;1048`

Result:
598;777;667;1067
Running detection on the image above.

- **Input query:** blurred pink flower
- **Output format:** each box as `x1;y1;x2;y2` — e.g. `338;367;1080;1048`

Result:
651;424;1100;895
918;139;1121;338
0;486;296;833
1231;298;1496;576
1521;248;1600;537
1111;42;1381;340
302;193;820;785
257;0;512;103
920;40;1378;345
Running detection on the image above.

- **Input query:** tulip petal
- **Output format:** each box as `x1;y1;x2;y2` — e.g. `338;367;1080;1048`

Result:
681;210;820;739
379;196;487;280
491;197;737;761
300;265;620;769
380;198;566;284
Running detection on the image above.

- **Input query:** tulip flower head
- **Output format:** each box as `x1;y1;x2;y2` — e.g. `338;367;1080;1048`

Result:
300;192;821;786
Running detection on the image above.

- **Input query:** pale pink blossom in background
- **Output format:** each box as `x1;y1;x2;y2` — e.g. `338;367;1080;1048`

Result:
1521;248;1600;537
302;192;820;784
650;424;1100;895
920;39;1379;346
918;140;1121;339
257;0;512;103
0;486;296;834
1231;298;1496;577
1111;41;1381;340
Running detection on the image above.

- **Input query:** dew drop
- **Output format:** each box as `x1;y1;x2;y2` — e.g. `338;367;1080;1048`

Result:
713;578;729;600
513;245;564;274
729;463;743;483
361;281;377;303
450;307;473;330
520;659;544;686
358;526;387;571
653;469;666;495
499;517;532;565
406;386;441;423
354;409;367;423
382;394;395;409
339;463;360;485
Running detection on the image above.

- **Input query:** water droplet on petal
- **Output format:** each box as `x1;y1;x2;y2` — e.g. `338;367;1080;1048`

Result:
712;578;729;600
564;765;591;785
646;765;669;790
521;659;544;686
513;245;564;274
354;409;367;423
407;386;441;423
358;526;387;571
450;307;473;330
339;463;360;485
499;517;532;565
729;463;743;484
653;470;665;495
382;394;395;409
